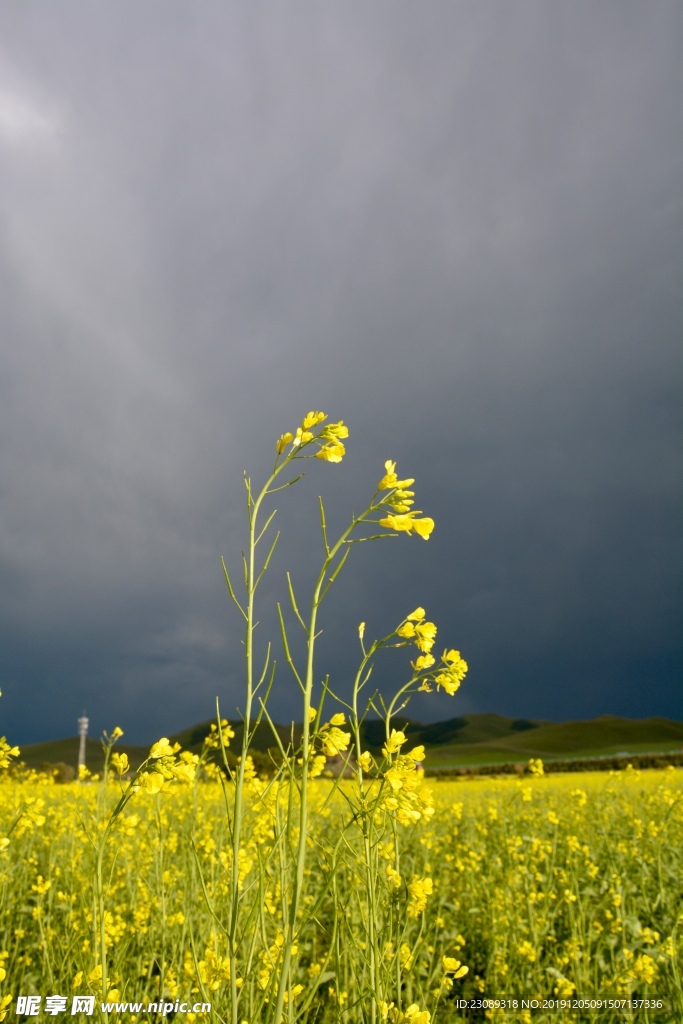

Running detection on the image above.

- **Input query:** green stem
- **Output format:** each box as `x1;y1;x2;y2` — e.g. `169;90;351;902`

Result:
273;510;372;1024
351;654;382;1021
228;455;294;1024
92;772;145;1015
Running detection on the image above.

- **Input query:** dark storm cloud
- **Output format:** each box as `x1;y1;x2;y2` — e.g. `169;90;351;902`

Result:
0;2;680;743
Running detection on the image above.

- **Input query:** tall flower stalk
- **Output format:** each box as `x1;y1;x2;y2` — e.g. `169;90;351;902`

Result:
220;411;468;1023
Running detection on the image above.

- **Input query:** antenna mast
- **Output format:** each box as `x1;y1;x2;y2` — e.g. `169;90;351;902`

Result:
77;714;89;777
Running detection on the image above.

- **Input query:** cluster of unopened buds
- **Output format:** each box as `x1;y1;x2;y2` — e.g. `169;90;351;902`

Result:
276;411;349;463
396;608;468;696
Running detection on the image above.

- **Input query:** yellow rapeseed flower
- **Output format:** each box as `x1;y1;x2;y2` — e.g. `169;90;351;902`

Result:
204;719;235;749
517;941;537;963
378;460;415;492
378;460;396;488
406;745;425;763
379;512;434;539
397;622;416;638
320;419;349;440
412;517;435;539
434;650;468;695
629;954;658;984
321;727;351;757
407;876;434;916
308;754;327;778
111;752;129;776
414;621;437;653
149;738;177;759
87;964;102;986
0;739;20;770
137;773;165;795
442;955;469;978
386;865;401;888
383;730;407;756
402;1003;431;1024
292;426;313;447
315;441;345;462
301;411;327;430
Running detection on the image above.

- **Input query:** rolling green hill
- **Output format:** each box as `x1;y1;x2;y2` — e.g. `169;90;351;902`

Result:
167;713;552;759
14;713;683;774
422;715;683;767
14;737;148;773
378;713;551;748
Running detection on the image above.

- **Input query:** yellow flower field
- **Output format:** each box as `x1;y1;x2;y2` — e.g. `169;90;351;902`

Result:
1;413;680;1023
0;765;680;1023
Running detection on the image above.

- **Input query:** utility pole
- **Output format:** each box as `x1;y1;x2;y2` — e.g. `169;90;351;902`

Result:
77;714;89;778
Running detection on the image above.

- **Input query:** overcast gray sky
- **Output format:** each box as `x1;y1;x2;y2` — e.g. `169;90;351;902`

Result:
1;2;680;745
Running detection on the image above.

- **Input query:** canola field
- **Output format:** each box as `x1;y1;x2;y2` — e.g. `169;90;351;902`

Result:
1;412;680;1022
0;764;680;1023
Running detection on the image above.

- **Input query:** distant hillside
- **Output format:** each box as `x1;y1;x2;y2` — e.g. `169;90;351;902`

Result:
15;737;148;773
358;713;683;764
424;715;683;767
371;713;552;749
169;719;304;757
496;715;683;755
166;712;551;758
14;713;683;773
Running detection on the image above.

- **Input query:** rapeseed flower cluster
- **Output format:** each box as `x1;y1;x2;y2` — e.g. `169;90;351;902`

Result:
110;752;129;776
377;462;434;539
133;739;198;794
319;714;352;758
300;713;352;777
276;411;349;463
394;608;468;696
381;732;433;827
381;1002;431;1024
0;741;19;772
407;876;434;917
202;719;236;750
